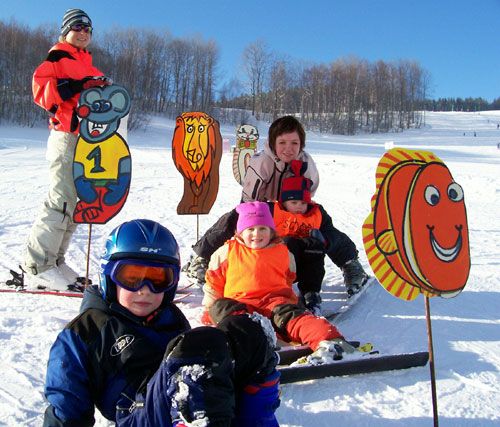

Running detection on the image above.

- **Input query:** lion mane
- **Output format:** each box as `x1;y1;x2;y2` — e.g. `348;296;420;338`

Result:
171;112;222;214
172;112;220;187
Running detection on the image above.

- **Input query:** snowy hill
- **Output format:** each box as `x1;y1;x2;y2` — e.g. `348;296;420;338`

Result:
1;111;499;426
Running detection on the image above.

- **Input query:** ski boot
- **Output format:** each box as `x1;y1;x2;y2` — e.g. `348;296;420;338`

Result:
6;267;24;289
300;291;322;316
57;261;79;283
342;258;368;297
297;339;374;366
182;254;208;288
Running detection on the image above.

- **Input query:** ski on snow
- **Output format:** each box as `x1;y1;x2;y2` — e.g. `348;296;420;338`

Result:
277;349;429;384
320;276;377;320
1;267;193;301
275;277;428;383
0;287;193;303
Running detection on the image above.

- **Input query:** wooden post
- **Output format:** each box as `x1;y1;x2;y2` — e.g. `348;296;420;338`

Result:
425;295;439;426
85;224;92;288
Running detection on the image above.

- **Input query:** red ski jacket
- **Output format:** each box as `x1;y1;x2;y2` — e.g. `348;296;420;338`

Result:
32;42;104;134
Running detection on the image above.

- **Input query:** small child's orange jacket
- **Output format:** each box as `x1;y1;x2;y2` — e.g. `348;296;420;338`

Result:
204;237;297;310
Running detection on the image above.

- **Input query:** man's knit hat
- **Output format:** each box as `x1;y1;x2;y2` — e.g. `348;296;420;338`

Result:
61;9;92;36
279;160;313;203
236;202;275;233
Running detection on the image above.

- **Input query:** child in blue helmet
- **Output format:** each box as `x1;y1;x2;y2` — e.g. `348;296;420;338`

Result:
43;219;280;427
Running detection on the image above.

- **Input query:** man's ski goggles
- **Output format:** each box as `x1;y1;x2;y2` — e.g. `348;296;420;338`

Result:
104;259;179;294
70;24;93;34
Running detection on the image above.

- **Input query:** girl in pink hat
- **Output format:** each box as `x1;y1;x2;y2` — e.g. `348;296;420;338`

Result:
202;201;366;364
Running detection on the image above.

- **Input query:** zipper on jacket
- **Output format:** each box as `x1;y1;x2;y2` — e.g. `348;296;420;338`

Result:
251;179;261;200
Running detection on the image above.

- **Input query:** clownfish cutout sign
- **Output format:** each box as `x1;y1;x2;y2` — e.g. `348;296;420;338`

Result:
362;148;470;301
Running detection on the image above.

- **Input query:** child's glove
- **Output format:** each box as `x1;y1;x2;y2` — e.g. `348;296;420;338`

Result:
201;310;214;325
303;229;327;254
74;177;97;203
82;76;113;89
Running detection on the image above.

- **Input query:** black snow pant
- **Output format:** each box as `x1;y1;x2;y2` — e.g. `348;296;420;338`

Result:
160;314;277;426
284;237;326;295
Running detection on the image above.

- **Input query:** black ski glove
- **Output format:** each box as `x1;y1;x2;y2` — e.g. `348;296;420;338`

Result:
57;76;112;101
303;229;327;254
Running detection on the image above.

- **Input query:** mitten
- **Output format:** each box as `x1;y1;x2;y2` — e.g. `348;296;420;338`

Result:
303;229;327;254
184;255;209;285
74;177;97;203
103;173;130;205
201;310;214;325
82;76;113;89
57;76;112;101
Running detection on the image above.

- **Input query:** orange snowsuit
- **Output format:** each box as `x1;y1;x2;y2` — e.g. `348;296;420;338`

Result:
204;237;342;350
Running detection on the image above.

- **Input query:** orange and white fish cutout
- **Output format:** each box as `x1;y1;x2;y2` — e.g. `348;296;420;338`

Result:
362;148;470;300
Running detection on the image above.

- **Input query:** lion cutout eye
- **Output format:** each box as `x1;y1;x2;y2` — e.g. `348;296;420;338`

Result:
424;185;440;206
198;125;205;133
187;125;194;133
448;182;464;202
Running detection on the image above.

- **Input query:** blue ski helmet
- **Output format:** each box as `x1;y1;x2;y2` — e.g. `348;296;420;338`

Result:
99;219;180;303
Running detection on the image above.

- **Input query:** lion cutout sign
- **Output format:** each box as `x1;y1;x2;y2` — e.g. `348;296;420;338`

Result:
362;148;470;300
172;112;222;214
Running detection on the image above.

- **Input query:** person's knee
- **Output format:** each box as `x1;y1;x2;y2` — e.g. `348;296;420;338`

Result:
165;326;229;362
271;303;307;337
164;327;234;425
217;313;278;386
209;297;248;324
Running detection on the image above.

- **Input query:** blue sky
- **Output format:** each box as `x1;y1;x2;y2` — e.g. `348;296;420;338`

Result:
2;0;499;101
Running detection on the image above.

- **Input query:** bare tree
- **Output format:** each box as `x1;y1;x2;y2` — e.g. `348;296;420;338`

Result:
268;58;290;120
1;18;440;135
242;40;271;119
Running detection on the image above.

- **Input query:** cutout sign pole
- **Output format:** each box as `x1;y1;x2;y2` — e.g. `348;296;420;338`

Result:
363;148;470;426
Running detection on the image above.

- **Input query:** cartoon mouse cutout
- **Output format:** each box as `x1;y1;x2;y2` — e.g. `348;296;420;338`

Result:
72;85;131;224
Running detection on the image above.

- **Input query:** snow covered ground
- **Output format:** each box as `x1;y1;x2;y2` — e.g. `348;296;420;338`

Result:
0;111;499;426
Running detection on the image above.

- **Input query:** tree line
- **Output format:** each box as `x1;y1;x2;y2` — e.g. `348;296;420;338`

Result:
226;41;430;134
422;97;500;112
1;19;497;135
0;20;218;130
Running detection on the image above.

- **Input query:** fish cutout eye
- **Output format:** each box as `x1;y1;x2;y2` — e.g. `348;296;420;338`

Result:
424;185;440;206
448;182;464;202
198;125;205;133
186;125;194;133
